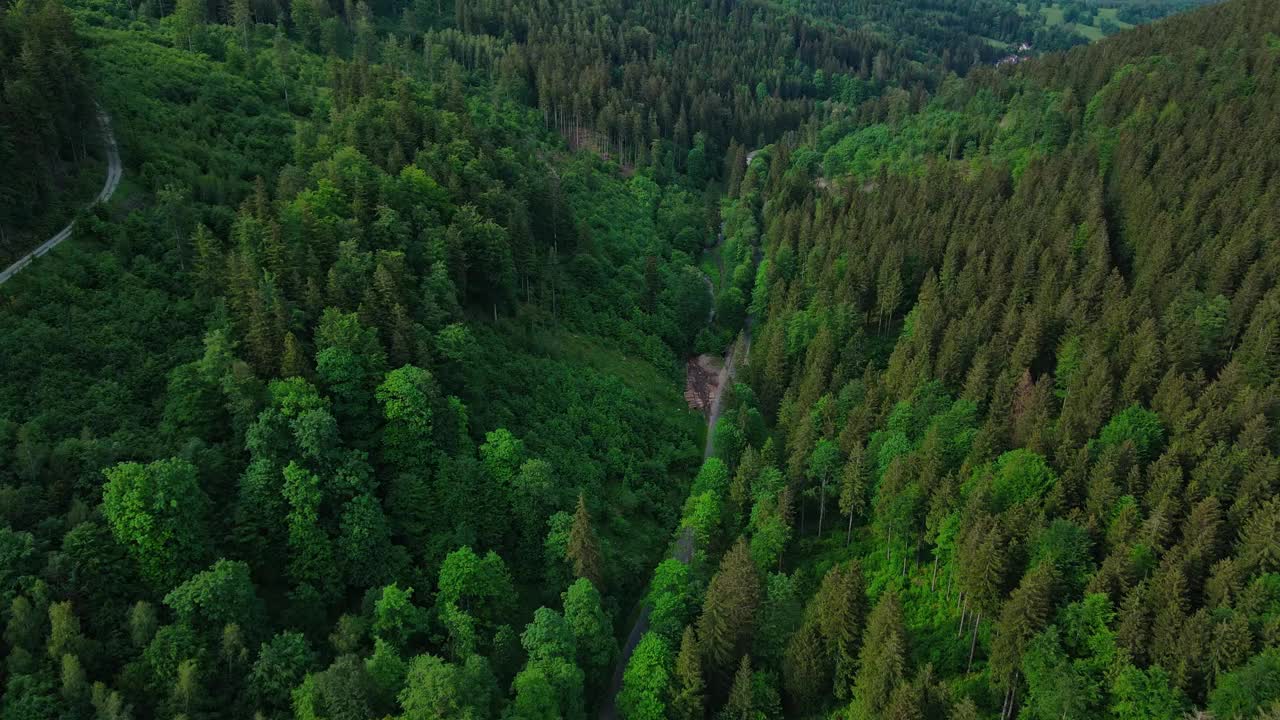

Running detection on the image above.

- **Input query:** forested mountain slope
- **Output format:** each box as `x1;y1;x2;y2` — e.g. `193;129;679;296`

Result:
464;0;1020;151
0;0;1040;269
0;0;1269;716
0;0;96;263
626;0;1279;717
0;0;726;715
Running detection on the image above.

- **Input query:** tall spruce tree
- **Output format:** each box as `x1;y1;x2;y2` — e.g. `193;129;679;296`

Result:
671;626;704;720
697;537;761;677
566;494;603;590
849;592;909;718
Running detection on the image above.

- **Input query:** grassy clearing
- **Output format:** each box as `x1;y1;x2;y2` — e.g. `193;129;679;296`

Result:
1075;22;1105;39
550;329;700;421
1016;2;1135;42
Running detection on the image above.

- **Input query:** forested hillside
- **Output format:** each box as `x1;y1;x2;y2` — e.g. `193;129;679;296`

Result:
1;0;1274;717
1;0;723;714
624;0;1279;718
0;0;96;263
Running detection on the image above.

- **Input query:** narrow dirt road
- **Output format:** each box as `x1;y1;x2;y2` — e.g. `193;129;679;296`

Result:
598;224;755;719
0;108;121;286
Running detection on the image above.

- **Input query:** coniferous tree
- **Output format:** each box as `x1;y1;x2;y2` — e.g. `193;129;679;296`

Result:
697;537;761;677
849;592;909;718
811;559;867;699
567;494;603;590
725;654;755;720
990;563;1058;718
783;620;826;712
670;626;704;720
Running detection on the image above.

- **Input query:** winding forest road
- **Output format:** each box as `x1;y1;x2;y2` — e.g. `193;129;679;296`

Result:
597;224;755;719
0;108;121;287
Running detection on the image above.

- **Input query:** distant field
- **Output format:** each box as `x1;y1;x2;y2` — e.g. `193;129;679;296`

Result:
1038;4;1066;24
1015;1;1137;43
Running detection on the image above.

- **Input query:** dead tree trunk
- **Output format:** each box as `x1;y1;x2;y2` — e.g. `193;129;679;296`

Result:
967;611;981;673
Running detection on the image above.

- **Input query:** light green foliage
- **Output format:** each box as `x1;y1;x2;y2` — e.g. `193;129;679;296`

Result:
376;365;438;469
398;653;498;720
748;506;790;571
1017;594;1121;720
46;601;87;662
618;632;671;720
163;559;261;631
647;559;697;641
808;439;843;485
438;601;478;660
1094;405;1164;461
102;458;210;590
1209;649;1280;720
692;457;730;496
872;431;912;479
510;608;585;719
480;428;525;486
1110;664;1185;720
365;637;407;699
543;511;575;589
562;579;615;677
1055;335;1084;398
753;467;786;500
373;583;422;651
977;449;1057;510
436;547;514;628
281;462;335;591
315;309;387;439
521;608;576;664
508;657;584;720
269;377;337;462
1021;626;1100;720
129;601;158;649
681;490;723;549
399;654;466;719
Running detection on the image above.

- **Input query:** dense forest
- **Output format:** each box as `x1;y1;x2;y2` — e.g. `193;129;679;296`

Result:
647;0;1278;718
2;0;721;714
0;0;1276;718
0;0;96;263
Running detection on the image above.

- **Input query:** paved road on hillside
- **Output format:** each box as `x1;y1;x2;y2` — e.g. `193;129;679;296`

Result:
597;223;756;719
0;108;121;286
